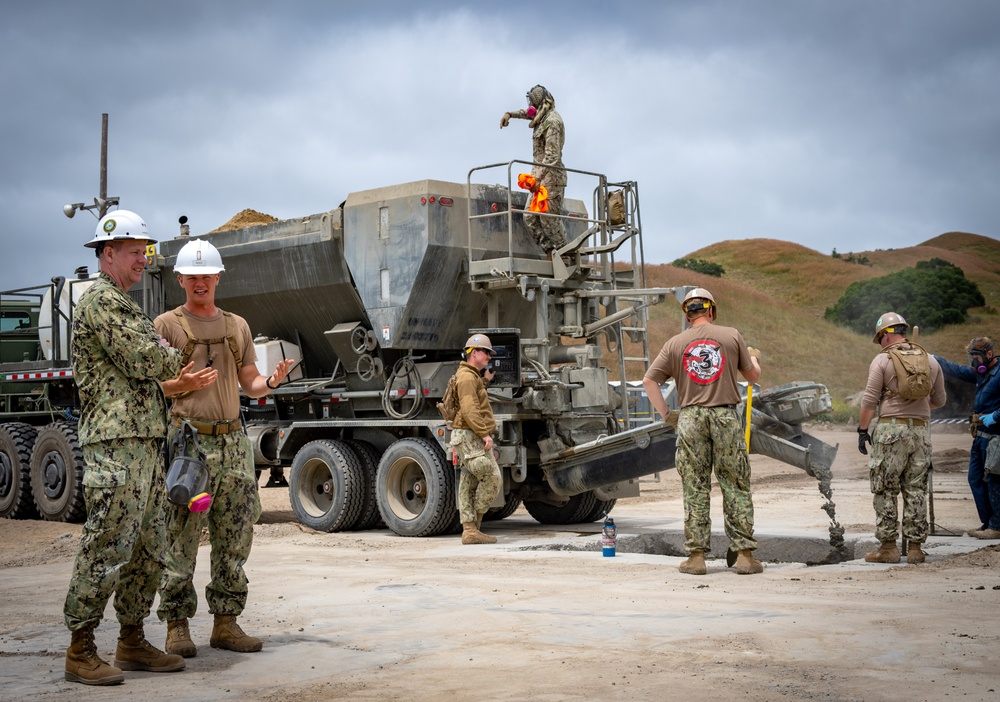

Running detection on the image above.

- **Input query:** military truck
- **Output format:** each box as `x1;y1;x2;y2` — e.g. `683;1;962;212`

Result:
0;271;98;522
1;161;838;533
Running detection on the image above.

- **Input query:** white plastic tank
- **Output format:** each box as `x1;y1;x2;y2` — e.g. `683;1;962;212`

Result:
38;272;98;361
254;337;303;382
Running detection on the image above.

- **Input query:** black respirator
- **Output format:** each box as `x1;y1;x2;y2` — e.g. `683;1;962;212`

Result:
970;353;989;374
165;421;212;512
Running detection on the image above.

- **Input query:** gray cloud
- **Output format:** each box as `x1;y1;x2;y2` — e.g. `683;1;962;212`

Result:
2;0;998;292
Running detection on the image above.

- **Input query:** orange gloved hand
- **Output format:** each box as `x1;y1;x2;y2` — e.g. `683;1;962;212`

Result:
517;174;548;212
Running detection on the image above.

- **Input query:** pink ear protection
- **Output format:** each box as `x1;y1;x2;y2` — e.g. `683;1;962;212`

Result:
526;106;537;118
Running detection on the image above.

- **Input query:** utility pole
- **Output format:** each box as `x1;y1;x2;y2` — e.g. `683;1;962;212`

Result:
63;113;119;220
100;113;109;217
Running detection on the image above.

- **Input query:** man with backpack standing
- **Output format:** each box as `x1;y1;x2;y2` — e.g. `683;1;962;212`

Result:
154;239;294;658
857;312;946;564
448;333;501;545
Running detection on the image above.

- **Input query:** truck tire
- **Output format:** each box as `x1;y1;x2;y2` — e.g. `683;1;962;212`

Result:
483;492;521;522
30;422;86;522
376;437;456;537
581;497;617;523
524;491;599;525
0;423;39;519
343;440;385;531
289;440;366;532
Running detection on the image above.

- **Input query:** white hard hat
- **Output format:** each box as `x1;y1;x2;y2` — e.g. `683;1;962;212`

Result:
85;210;155;249
174;239;225;275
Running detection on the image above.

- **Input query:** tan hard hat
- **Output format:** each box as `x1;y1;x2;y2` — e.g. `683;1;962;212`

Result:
873;312;908;343
464;333;495;355
681;287;717;318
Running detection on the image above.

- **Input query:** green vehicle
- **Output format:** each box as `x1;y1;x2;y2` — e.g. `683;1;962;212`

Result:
0;273;102;522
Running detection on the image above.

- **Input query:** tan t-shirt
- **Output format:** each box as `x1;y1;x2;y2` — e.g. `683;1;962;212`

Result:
645;322;754;408
860;343;947;419
154;307;257;421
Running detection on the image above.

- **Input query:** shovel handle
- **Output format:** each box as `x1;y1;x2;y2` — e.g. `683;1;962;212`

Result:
744;384;753;453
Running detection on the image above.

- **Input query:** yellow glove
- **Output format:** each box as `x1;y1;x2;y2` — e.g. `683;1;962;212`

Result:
500;112;511;128
747;346;761;360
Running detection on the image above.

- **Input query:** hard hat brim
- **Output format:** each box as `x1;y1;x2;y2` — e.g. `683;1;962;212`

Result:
84;235;157;249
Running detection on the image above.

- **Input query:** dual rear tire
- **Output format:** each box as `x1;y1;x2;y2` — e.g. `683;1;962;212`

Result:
289;437;457;537
1;421;85;522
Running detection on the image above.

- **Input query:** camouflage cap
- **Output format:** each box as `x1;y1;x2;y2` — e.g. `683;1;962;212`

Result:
527;85;550;108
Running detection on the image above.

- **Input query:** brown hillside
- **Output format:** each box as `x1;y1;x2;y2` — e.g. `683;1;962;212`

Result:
642;233;1000;406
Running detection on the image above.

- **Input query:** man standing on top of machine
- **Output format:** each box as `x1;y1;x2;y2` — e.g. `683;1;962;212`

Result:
500;84;567;257
154;238;294;658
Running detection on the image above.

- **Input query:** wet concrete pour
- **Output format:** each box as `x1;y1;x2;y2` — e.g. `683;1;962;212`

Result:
519;528;977;566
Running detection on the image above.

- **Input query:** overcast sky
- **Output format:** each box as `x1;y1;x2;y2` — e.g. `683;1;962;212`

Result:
2;0;998;291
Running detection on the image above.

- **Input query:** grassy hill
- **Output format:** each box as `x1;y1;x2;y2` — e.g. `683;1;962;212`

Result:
635;232;1000;415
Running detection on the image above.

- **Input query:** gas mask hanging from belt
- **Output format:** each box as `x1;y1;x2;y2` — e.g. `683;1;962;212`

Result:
166;420;213;512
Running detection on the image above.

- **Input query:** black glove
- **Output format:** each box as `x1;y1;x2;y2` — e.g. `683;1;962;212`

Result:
857;426;872;455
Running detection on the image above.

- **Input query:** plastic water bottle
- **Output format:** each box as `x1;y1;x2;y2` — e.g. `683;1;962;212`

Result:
602;516;617;557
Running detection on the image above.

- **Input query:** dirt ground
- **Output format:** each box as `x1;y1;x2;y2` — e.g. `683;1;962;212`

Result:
1;426;998;702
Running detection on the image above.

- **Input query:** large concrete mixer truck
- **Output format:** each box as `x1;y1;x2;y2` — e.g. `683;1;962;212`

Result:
1;161;838;534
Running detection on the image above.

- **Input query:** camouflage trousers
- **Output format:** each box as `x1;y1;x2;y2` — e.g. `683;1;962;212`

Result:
868;422;931;544
675;405;757;554
64;437;167;631
157;427;261;621
525;185;567;252
450;428;501;524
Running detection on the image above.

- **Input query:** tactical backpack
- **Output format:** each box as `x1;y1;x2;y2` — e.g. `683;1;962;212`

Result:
882;342;932;400
436;373;460;422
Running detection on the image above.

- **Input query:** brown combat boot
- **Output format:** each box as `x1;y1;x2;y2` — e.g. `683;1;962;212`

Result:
969;528;1000;540
907;542;926;564
679;551;707;575
166;618;197;658
65;625;125;685
461;522;496;545
114;623;186;672
210;615;263;652
864;540;901;563
735;549;764;574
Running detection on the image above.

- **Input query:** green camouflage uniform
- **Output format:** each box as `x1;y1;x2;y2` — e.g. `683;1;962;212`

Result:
449;362;501;523
675;405;757;553
158;428;261;619
509;105;567;251
868;423;931;543
153;307;262;621
451;427;502;523
64;273;183;631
